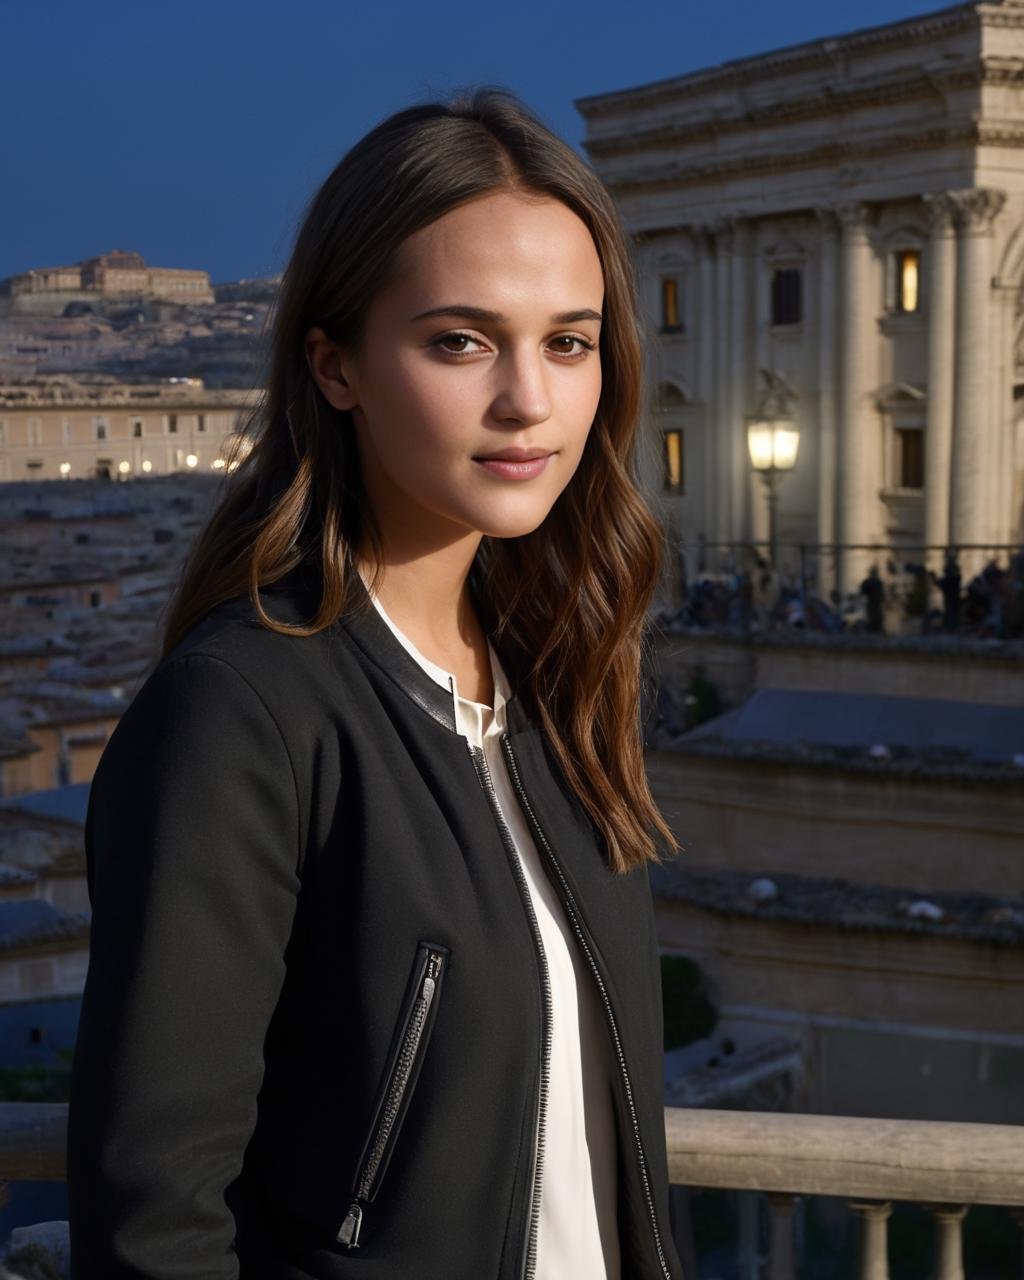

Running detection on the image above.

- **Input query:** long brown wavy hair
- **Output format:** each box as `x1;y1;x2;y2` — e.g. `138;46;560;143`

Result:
161;87;679;874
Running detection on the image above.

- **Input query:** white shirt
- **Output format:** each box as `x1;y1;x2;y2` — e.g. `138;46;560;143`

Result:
362;580;621;1279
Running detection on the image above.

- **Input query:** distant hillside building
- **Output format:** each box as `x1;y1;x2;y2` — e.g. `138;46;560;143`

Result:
0;376;258;481
0;250;214;316
576;0;1024;594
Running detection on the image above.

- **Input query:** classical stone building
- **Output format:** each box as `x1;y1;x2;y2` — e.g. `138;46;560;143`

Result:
576;0;1024;595
0;377;258;481
0;250;214;315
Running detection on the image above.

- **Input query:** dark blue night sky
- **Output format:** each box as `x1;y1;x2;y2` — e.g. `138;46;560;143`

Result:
3;0;946;284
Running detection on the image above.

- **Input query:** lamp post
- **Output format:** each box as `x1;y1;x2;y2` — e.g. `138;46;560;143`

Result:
747;391;800;570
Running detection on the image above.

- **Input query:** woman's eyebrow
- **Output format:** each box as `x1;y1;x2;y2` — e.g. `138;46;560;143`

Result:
409;304;602;325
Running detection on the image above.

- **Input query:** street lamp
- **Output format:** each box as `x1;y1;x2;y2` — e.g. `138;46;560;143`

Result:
746;371;800;570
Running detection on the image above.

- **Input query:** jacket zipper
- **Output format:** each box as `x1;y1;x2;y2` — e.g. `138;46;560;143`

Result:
465;742;551;1280
337;946;446;1249
500;732;674;1280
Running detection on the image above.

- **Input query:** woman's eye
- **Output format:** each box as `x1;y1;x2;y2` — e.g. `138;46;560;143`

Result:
433;332;485;355
549;335;596;357
430;332;596;358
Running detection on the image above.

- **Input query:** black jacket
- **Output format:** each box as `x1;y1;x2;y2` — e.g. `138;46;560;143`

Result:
68;566;684;1280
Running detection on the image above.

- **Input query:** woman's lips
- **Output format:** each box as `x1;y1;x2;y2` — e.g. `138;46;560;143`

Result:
473;454;553;479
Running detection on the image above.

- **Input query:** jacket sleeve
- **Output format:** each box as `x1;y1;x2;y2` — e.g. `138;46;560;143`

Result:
68;653;303;1279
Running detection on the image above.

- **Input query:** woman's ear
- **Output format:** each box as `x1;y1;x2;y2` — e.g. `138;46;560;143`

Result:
305;327;359;412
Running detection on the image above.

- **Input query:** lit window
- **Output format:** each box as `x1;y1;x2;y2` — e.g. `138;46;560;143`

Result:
897;427;924;489
894;250;920;313
660;277;683;331
663;429;684;492
770;269;802;326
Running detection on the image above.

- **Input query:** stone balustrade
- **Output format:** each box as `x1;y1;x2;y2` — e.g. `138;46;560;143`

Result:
666;1107;1024;1279
0;1103;1022;1279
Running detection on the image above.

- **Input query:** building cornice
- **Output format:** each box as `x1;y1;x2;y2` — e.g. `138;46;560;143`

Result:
0;383;260;411
582;64;1005;162
575;4;981;119
599;125;987;198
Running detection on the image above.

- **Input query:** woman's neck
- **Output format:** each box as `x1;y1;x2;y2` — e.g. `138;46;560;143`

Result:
356;540;495;707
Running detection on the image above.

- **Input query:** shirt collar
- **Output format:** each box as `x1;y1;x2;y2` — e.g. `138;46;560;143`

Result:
357;568;512;730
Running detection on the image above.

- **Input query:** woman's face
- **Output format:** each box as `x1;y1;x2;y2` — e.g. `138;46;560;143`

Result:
307;190;605;553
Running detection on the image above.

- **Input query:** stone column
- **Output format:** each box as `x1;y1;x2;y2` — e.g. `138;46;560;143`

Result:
713;219;734;564
949;187;1006;579
990;275;1018;549
922;193;958;574
815;207;840;599
836;202;876;598
730;218;752;548
750;224;772;552
695;225;717;556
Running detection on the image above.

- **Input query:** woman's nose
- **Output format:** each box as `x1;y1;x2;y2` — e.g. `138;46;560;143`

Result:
489;349;552;427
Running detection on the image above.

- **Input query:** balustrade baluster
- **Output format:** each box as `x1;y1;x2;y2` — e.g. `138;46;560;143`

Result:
922;1203;967;1280
737;1190;760;1280
848;1198;892;1280
1010;1208;1024;1280
766;1191;798;1279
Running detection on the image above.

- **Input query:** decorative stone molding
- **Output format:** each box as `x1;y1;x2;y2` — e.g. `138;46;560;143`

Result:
976;124;1024;147
878;221;928;250
712;217;736;253
762;234;806;264
689;224;716;254
653;249;691;270
602;126;981;196
984;5;1024;31
575;10;975;119
924;192;958;235
814;206;841;237
753;368;799;421
948;188;1007;235
875;382;926;412
836;202;871;237
655;379;691;410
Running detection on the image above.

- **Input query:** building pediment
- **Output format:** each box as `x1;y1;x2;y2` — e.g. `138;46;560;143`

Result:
875;382;926;411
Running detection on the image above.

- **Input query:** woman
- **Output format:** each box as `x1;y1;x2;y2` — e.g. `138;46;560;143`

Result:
67;89;685;1279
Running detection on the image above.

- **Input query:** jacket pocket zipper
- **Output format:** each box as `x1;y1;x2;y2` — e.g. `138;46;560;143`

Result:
337;943;447;1249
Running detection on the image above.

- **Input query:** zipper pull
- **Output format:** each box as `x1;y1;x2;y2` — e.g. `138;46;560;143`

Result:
337;1200;363;1248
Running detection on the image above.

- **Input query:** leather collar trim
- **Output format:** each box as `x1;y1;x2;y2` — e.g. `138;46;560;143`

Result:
262;560;533;736
340;573;459;734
